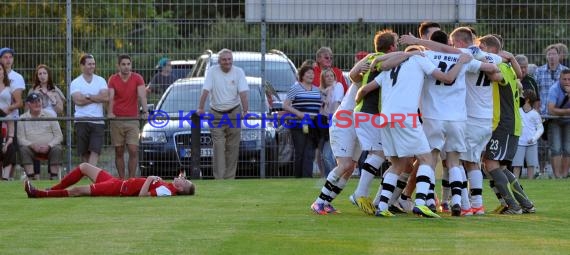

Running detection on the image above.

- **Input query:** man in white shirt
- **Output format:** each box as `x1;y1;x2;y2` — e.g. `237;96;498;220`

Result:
197;49;249;180
70;54;109;166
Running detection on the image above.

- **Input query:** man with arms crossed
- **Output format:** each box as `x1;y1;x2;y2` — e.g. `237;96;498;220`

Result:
71;54;109;165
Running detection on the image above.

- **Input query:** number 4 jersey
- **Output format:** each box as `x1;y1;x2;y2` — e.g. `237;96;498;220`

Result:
376;55;436;118
421;50;483;121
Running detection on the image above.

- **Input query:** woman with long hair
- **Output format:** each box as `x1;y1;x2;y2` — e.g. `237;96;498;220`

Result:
30;64;65;116
0;64;17;180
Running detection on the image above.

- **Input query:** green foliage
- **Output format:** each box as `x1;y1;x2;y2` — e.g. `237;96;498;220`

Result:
2;1;570;87
476;0;570;64
2;179;570;254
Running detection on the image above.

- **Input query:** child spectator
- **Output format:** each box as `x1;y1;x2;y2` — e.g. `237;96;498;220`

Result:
512;90;544;179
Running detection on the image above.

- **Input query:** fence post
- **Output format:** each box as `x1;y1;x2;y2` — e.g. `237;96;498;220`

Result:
259;0;267;178
190;113;201;178
65;0;73;174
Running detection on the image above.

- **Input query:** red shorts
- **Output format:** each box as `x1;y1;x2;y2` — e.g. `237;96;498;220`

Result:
90;170;124;196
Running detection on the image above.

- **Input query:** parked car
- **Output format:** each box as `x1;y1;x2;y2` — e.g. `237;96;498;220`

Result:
139;76;278;178
190;49;298;109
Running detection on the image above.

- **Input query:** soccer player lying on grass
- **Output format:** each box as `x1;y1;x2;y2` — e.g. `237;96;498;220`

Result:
24;163;195;198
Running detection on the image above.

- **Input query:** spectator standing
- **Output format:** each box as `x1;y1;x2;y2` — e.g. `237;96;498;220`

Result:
317;68;343;176
0;48;24;115
515;55;541;111
535;44;568;115
284;64;321;178
0;47;24;179
555;43;570;68
197;49;249;180
18;93;63;180
0;64;17;181
512;90;543;179
70;54;108;165
108;54;148;179
546;69;570;178
312;47;348;93
147;57;176;104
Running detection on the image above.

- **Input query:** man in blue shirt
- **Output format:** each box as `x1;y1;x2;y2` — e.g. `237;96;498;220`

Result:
546;69;570;178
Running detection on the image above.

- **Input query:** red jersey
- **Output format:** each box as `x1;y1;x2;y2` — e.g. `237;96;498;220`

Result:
312;66;348;94
120;178;178;197
108;72;145;117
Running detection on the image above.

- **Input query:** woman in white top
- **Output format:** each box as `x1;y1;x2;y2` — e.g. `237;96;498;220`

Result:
29;64;65;116
0;64;17;180
317;68;344;176
512;90;544;179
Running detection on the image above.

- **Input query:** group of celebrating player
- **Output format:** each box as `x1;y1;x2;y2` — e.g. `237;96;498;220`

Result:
311;22;535;218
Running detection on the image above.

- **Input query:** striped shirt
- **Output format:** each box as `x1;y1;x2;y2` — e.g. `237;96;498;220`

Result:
286;81;322;115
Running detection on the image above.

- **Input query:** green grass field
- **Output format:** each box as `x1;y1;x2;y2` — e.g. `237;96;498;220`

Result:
1;178;569;255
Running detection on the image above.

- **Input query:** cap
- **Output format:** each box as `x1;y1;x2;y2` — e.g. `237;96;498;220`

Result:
26;93;41;103
0;47;15;57
157;57;170;69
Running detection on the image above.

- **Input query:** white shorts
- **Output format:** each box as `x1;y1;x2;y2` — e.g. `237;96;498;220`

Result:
460;117;492;163
355;113;383;151
422;118;466;153
381;120;431;157
330;115;362;161
512;144;539;167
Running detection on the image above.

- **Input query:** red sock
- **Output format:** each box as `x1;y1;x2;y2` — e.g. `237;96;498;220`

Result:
35;189;69;198
50;166;83;190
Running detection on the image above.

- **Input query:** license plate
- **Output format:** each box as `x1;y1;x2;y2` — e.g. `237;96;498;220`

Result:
181;148;213;158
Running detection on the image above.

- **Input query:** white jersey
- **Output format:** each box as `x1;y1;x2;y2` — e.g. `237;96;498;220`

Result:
337;83;359;112
376;55;435;117
461;48;502;119
421;50;482;121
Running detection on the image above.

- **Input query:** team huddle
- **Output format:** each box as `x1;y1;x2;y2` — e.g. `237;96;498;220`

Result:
311;23;535;218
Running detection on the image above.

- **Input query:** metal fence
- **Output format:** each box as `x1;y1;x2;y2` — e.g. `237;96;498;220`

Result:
1;0;569;178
